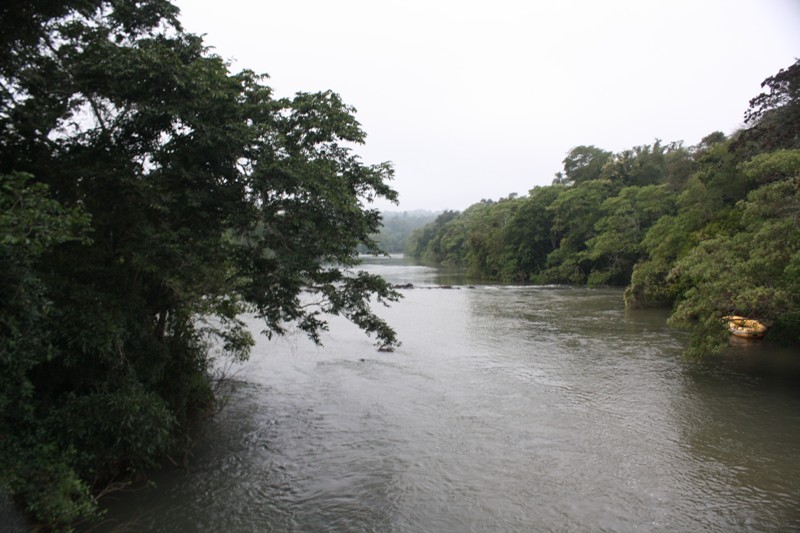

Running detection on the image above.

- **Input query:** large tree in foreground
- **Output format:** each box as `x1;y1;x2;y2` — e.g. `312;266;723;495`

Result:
0;1;398;526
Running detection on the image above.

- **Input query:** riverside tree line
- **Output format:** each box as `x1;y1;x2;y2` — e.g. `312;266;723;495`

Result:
407;59;800;358
1;1;400;529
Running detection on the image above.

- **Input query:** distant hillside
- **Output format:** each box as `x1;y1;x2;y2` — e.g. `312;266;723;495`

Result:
370;210;441;253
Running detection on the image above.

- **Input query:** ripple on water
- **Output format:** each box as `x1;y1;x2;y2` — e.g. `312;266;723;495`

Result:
93;278;800;532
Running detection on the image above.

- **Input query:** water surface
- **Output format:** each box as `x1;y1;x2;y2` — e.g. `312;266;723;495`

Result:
95;256;800;532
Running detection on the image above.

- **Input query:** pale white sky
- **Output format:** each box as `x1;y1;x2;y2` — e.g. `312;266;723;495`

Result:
175;0;800;211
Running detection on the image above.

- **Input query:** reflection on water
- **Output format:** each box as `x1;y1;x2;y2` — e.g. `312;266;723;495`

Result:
94;256;800;532
351;254;469;287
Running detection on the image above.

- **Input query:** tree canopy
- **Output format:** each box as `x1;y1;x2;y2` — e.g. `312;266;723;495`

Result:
1;1;399;527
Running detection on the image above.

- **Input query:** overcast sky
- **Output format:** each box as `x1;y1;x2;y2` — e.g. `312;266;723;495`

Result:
175;0;800;212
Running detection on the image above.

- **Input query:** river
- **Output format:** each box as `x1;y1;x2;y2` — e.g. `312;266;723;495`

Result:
95;255;800;532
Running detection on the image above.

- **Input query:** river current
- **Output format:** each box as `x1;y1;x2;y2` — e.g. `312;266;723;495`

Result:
96;256;800;532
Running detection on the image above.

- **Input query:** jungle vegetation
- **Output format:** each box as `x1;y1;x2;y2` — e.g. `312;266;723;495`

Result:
1;1;399;529
407;59;800;359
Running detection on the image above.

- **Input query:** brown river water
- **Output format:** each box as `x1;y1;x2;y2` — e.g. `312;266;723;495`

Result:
91;255;800;532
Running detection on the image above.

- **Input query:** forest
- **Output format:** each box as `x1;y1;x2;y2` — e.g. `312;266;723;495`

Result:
1;1;400;529
407;59;800;359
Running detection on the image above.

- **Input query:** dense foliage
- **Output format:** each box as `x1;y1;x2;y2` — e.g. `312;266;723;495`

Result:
0;1;399;528
408;60;800;358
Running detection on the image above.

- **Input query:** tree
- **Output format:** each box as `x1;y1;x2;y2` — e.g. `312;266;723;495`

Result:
0;174;94;525
736;59;800;153
0;2;399;527
502;186;559;281
740;148;800;186
658;61;800;355
553;145;611;186
668;175;800;357
586;185;676;285
464;195;522;280
599;141;674;187
405;209;463;263
625;136;741;309
540;180;616;283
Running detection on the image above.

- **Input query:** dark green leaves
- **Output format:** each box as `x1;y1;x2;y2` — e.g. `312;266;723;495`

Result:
1;1;400;527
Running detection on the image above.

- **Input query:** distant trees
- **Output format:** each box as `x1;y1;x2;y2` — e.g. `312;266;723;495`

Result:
409;141;691;285
408;59;800;358
0;1;399;527
367;211;440;254
404;209;465;265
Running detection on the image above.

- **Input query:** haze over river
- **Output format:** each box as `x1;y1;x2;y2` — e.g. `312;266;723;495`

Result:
97;256;800;532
